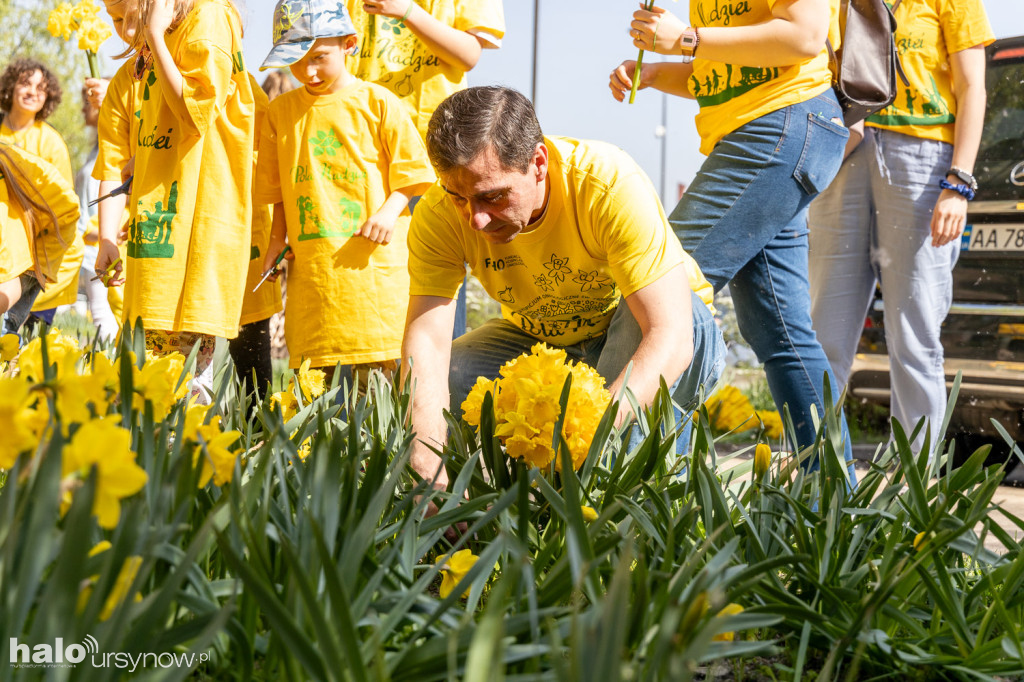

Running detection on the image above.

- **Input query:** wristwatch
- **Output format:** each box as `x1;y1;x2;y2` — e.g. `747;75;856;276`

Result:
677;27;699;64
946;166;978;192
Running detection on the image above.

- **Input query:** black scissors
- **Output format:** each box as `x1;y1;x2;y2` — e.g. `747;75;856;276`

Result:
88;176;133;207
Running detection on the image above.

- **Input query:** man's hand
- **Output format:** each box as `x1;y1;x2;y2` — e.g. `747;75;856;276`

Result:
931;189;968;247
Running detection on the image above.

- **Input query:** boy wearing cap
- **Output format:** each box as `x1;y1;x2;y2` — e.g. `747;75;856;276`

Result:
255;0;436;380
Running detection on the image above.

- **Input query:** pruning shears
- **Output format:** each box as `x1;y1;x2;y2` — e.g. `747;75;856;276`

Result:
253;245;290;292
88;176;133;207
90;257;122;284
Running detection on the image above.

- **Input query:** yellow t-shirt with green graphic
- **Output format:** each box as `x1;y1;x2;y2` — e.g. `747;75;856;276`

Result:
865;0;993;144
345;0;505;138
0;142;79;287
689;0;837;155
254;81;436;368
240;77;282;327
408;136;715;347
125;0;256;338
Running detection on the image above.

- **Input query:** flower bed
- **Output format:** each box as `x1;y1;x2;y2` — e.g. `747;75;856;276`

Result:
1;329;1022;680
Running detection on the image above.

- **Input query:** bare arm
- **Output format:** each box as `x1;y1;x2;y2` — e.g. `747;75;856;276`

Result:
931;45;987;247
145;0;187;126
609;265;694;423
630;0;829;68
362;1;486;72
401;294;458;487
94;179;127;286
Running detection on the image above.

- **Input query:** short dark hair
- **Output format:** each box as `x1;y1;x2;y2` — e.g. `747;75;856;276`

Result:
0;58;62;121
426;86;544;175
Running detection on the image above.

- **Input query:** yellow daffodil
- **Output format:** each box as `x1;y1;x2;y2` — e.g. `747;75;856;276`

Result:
0;378;39;469
465;343;610;471
754;443;771;479
47;3;76;40
17;330;81;383
77;15;111;53
0;334;19;363
132;352;189;419
712;603;746;642
296;436;312;461
435;549;479;599
913;531;932;552
704;385;760;435
61;417;148;529
581;505;598;522
269;390;298;422
77;543;144;621
295;358;326;401
192;416;242;487
70;0;100;23
182;403;212;442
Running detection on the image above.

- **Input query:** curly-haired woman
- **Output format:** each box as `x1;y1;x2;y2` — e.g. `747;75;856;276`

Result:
0;57;84;329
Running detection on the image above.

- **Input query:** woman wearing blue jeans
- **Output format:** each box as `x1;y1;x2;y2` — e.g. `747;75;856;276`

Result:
610;0;855;476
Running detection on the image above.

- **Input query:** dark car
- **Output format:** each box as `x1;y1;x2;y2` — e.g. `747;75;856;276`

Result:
847;35;1024;468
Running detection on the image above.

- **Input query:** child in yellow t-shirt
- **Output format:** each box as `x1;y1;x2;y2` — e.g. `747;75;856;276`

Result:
0;144;80;334
95;0;256;403
0;58;85;323
255;0;435;381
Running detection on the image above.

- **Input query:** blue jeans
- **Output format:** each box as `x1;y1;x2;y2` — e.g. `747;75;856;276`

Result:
449;290;726;454
669;91;855;476
809;128;955;455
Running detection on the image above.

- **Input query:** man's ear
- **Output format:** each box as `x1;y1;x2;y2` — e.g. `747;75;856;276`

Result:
533;142;548;181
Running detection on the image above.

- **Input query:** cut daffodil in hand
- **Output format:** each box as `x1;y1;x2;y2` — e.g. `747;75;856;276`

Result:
47;1;112;78
629;0;659;104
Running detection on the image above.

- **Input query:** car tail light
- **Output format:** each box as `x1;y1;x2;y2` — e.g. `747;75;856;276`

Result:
993;47;1024;60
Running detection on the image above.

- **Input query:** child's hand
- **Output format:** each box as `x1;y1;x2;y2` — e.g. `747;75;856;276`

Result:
147;0;176;38
261;240;293;283
361;0;413;19
357;212;395;244
94;240;124;287
121;157;135;186
609;60;655;102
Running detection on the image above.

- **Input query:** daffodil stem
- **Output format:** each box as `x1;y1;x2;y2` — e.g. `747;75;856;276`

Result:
628;47;645;104
86;51;99;79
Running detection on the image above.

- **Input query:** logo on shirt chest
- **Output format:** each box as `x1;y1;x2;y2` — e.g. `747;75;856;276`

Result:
695;0;753;27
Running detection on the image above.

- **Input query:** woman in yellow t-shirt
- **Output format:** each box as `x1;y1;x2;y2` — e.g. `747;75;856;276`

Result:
0;57;85;326
609;0;855;476
95;0;255;404
0;144;80;335
808;0;994;456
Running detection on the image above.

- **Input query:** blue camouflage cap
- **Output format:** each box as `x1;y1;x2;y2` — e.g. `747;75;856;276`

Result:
260;0;357;71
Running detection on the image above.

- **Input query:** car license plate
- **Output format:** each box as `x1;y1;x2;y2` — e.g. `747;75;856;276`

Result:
962;225;1024;251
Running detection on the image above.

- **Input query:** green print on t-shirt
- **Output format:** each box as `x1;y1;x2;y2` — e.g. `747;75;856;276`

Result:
692;65;779;107
296;195;362;241
128;181;178;259
696;0;753;27
310;129;341;157
868;75;954;126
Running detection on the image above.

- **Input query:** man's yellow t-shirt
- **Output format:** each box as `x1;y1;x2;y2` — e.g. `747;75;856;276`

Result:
409;136;714;346
125;0;256;338
865;0;994;144
240;77;282;327
254;81;436;368
688;0;837;155
0;143;79;287
345;0;505;138
0;119;81;309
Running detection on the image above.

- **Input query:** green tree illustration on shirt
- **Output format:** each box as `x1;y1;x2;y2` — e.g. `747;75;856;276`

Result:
129;181;178;259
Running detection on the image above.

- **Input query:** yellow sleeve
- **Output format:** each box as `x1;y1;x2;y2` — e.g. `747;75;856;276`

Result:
407;188;466;299
379;89;436;195
253;103;283;206
95;66;137;182
587;170;684;298
454;0;505;41
176;7;237;137
939;0;995;54
3;144;80;283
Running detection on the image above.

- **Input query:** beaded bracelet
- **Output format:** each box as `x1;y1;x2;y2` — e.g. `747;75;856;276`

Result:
939;179;975;201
